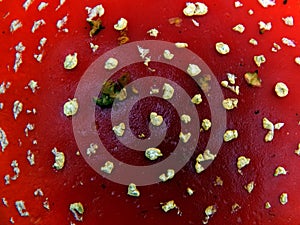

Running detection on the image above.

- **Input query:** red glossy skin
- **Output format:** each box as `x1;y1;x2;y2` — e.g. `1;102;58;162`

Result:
0;0;300;224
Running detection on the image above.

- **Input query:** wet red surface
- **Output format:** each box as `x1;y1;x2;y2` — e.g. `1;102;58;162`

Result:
0;0;300;224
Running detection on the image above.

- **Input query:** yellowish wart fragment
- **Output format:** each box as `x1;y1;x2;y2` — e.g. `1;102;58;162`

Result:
64;53;78;70
179;132;191;143
191;94;202;104
175;42;188;48
244;181;255;193
265;202;271;209
101;161;114;174
181;114;191;124
162;83;174;100
145;147;163;160
112;122;125;137
63;98;78;116
183;2;208;16
163;50;174;60
295;57;300;66
249;38;258;46
237;156;250;172
52;147;65;170
187;187;194;196
232;24;245;33
275;82;289;97
215;42;230;55
274;166;287;176
282;16;294;26
159;169;175;182
214;176;223;186
13;100;23;120
222;98;238;110
254;55;266;67
147;28;159;37
280;193;288;205
127;183;140;197
202;119;211;131
150;112;163;126
187;64;201;76
223;130;238;142
114;18;128;30
231;203;241;213
161;200;177;212
244;71;262;87
70;202;84;221
104;57;118;70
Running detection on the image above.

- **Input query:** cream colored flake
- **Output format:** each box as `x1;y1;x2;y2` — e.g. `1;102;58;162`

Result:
187;187;194;195
52;147;65;170
232;24;245;33
195;161;204;173
147;28;159;37
86;143;98;156
0;103;3;110
34;53;43;63
280;193;288;205
244;181;255;193
101;161;114;174
85;5;105;21
258;21;272;31
275;82;289;97
38;2;48;11
145;147;162;160
127;183;140;197
159;169;175;182
13;100;23;120
274;166;287;176
234;1;243;7
282;16;294;26
27;150;35;166
179;132;191;143
64;53;78;69
15;200;29;217
70;202;84;221
181;114;191;124
150;87;159;95
43;198;50;210
63;98;78;116
214;176;223;186
112;122;125;137
194;2;208;15
163;50;174;60
31;19;46;33
162;83;174;99
254;55;266;67
205;205;217;217
191;94;202;104
10;20;22;33
271;42;281;52
187;64;201;76
175;42;188;48
137;45;149;59
282;37;296;47
150;112;163;126
237;156;250;170
23;0;34;10
90;42;99;52
27;80;39;93
223;129;238;142
183;3;196;16
248;9;254;15
161;200;176;212
115;88;127;101
274;122;284;130
104;57;118;70
262;117;274;130
295;57;300;65
34;188;44;196
231;203;241;213
0;81;11;94
2;198;8;207
227;73;236;84
196;149;216;162
222;98;238;110
215;42;230;54
192;19;200;27
114;18;128;30
202;119;211;131
265;202;271;209
14;52;23;72
264;130;274;142
295;143;300;156
249;38;258;45
258;0;275;8
56;15;68;31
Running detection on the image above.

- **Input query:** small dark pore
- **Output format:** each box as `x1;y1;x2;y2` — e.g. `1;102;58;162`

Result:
283;0;288;4
254;110;260;115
